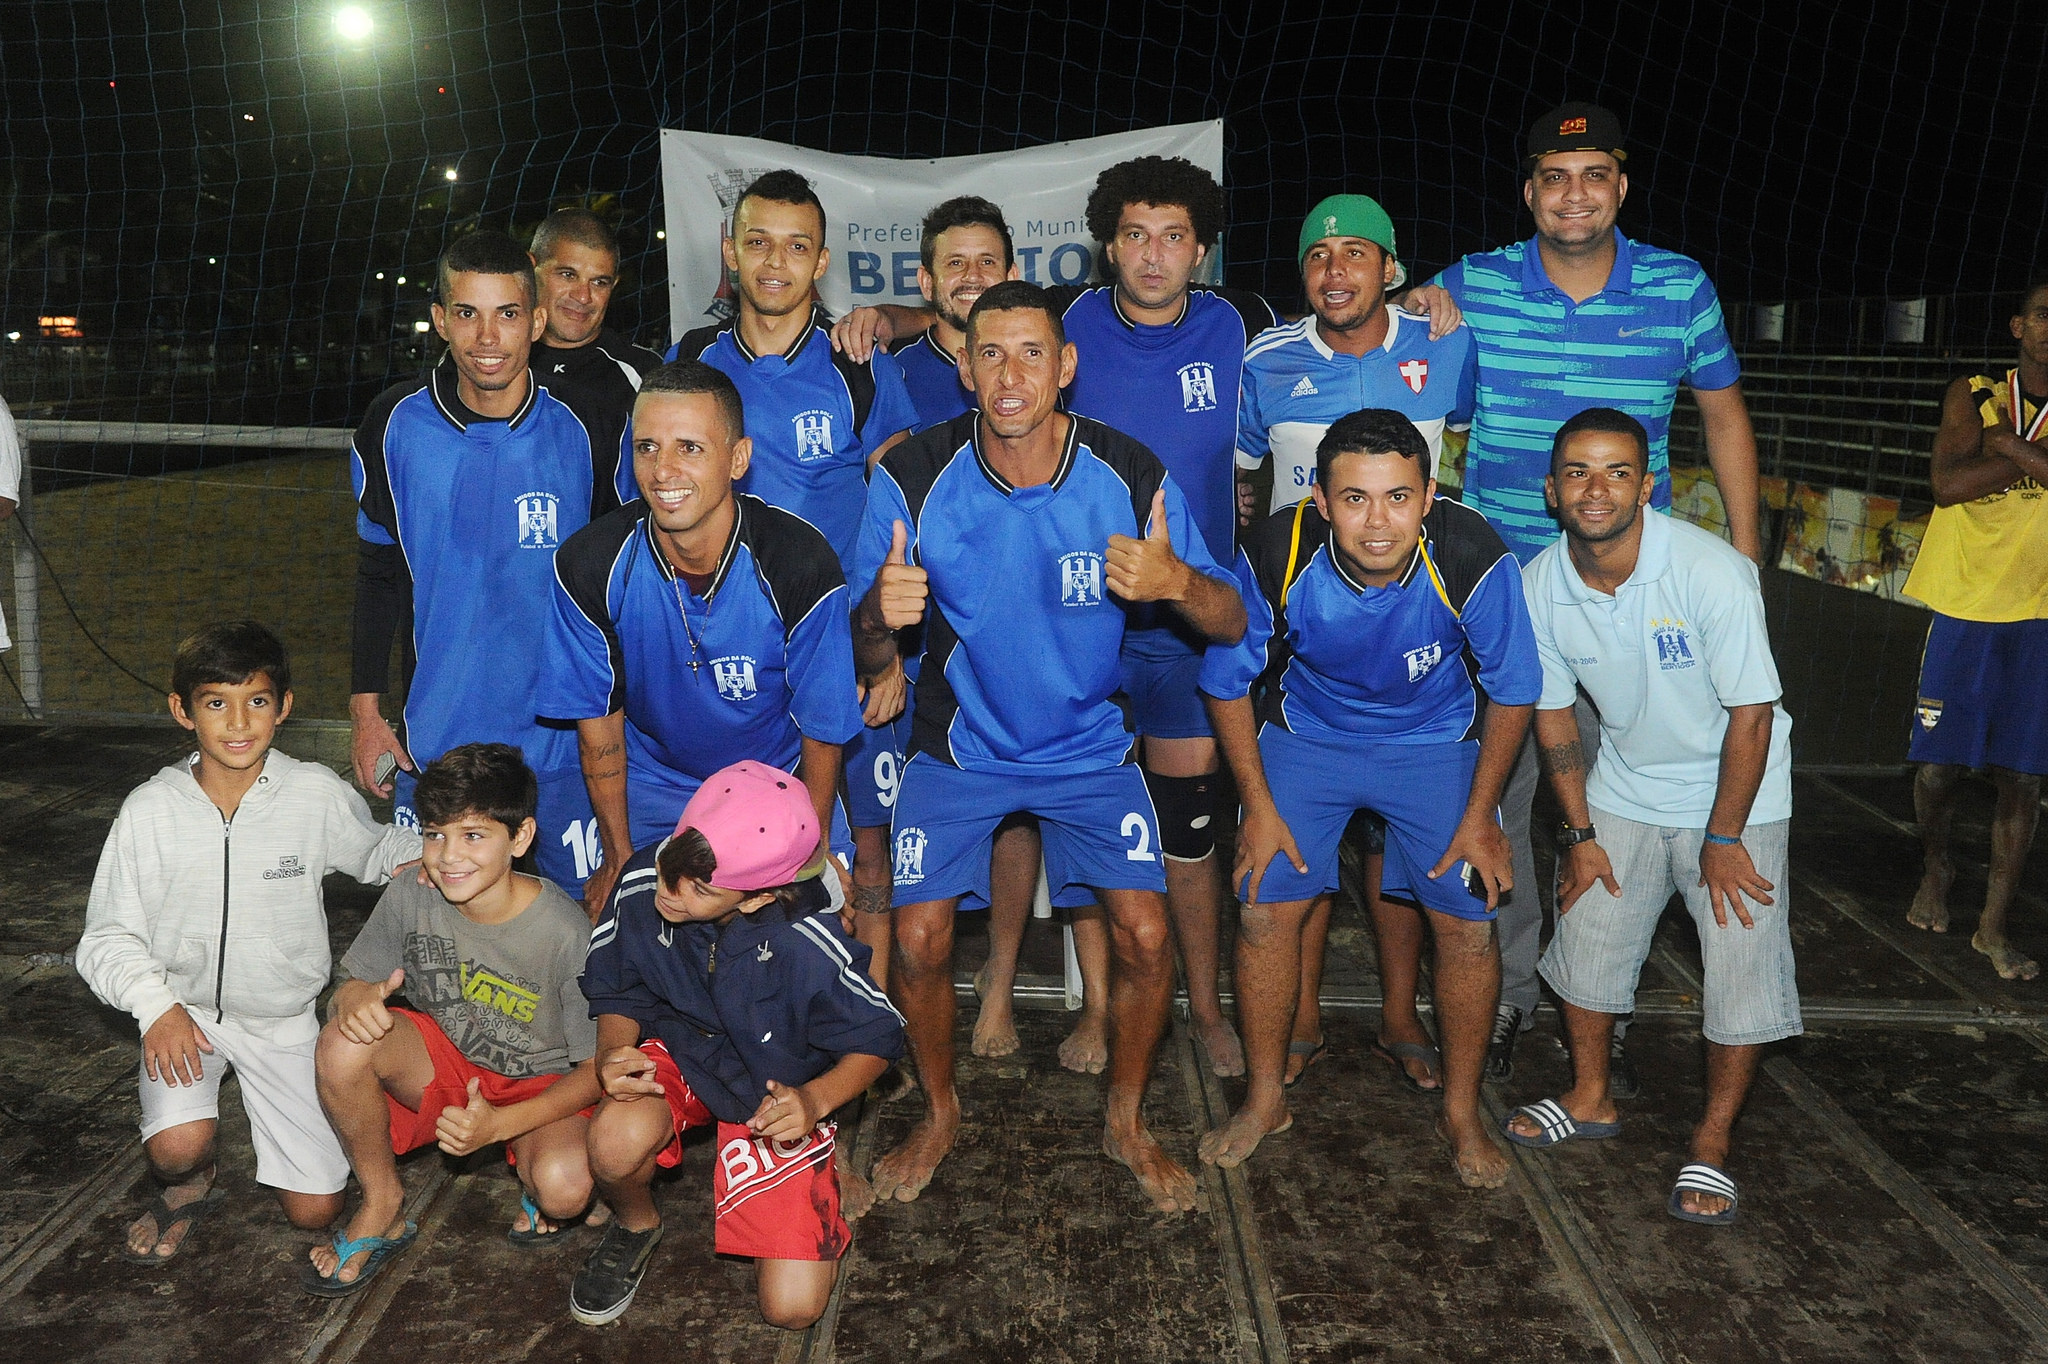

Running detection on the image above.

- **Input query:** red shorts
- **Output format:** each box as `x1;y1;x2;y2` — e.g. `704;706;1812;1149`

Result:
639;1040;849;1262
387;1007;586;1163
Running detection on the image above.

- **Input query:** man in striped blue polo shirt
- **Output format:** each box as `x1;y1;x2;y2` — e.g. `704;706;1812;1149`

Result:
1430;103;1765;1088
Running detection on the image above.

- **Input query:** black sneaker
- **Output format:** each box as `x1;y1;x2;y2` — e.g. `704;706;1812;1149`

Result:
570;1221;664;1326
1485;1004;1526;1083
1608;1033;1642;1100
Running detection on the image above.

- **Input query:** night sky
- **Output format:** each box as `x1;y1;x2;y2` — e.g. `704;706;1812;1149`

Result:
1;0;2042;422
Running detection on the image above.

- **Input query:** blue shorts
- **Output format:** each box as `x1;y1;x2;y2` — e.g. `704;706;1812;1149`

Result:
1246;726;1491;919
1119;635;1212;741
1909;614;2048;775
626;761;855;866
844;691;911;830
888;754;1167;910
396;764;596;893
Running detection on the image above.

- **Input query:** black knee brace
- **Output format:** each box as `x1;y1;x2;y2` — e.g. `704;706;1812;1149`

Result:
1144;770;1216;861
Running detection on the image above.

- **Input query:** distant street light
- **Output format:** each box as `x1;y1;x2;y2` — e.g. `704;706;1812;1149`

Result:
443;168;459;182
334;7;373;42
413;320;431;333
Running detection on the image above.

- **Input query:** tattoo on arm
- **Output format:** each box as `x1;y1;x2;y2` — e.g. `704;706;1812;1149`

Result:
1540;740;1585;777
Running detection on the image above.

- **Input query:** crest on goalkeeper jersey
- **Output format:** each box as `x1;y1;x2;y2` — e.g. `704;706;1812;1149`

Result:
1060;551;1104;607
1178;362;1219;412
793;409;834;463
1916;697;1943;731
712;655;759;702
516;492;560;549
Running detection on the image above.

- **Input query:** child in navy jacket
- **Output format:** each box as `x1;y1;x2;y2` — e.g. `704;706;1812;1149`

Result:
572;761;903;1330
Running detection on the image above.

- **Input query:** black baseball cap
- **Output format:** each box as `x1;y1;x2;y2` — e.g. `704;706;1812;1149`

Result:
1526;102;1628;165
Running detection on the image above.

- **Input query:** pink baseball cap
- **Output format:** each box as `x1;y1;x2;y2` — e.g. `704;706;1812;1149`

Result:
674;761;821;890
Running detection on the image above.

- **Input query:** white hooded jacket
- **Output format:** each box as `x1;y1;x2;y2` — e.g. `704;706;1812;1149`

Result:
76;748;420;1045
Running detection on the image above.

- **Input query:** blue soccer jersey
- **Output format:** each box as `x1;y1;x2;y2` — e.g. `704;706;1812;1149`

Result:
890;331;974;433
582;845;904;1125
351;361;602;778
1236;309;1477;515
1057;284;1275;569
669;312;917;574
1203;496;1542;744
536;494;863;830
852;413;1235;779
1432;231;1743;561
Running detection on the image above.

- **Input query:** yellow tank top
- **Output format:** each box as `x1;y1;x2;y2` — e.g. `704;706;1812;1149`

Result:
1903;372;2048;621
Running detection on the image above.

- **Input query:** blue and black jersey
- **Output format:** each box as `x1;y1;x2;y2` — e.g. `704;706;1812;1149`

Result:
668;310;917;575
349;359;604;777
536;493;863;787
852;412;1235;778
534;327;665;510
581;844;905;1126
1203;497;1541;744
890;331;974;433
1054;284;1275;571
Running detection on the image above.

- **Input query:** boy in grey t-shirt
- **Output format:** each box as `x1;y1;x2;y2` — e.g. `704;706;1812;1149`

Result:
305;744;601;1297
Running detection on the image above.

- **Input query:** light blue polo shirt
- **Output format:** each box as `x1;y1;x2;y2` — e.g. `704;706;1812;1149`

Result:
1522;511;1791;828
1433;231;1742;562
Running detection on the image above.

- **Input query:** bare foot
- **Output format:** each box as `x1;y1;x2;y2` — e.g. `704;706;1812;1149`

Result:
1907;866;1952;932
1283;1035;1327;1087
1195;1103;1291;1169
836;1144;877;1222
1058;1010;1110;1074
970;965;1020;1058
1104;1124;1203;1213
870;1111;959;1203
126;1167;216;1259
1973;931;2041;980
1193;1015;1246;1078
308;1200;408;1285
1437;1116;1509;1189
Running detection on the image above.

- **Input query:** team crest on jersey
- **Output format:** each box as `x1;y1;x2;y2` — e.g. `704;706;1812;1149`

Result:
516;492;560;549
1651;619;1696;670
1916;696;1943;730
1398;358;1429;394
1059;551;1105;607
711;655;758;701
893;827;928;885
1403;642;1443;683
1178;362;1219;412
793;409;834;463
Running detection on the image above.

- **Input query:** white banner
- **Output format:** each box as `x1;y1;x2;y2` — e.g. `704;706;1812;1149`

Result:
657;122;1225;343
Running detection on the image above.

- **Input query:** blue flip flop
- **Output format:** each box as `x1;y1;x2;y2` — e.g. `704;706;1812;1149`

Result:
1502;1097;1623;1148
507;1190;565;1248
300;1220;418;1297
1668;1162;1740;1224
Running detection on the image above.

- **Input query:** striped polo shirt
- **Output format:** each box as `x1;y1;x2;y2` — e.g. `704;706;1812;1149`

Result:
1433;230;1743;562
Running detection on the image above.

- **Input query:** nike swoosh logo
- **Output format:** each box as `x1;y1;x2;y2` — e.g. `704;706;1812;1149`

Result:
1617;327;1651;338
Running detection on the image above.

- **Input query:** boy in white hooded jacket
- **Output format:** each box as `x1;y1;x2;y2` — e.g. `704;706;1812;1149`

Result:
77;622;420;1263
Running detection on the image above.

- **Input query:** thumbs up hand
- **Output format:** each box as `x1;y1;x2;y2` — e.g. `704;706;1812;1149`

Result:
435;1075;503;1157
866;519;930;631
335;968;407;1046
1105;487;1190;603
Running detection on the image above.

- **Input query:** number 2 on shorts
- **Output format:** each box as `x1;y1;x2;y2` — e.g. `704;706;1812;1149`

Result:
1122;811;1157;862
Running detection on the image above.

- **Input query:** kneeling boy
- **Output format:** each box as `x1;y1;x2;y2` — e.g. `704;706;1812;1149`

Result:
574;761;904;1329
78;621;420;1264
306;743;602;1295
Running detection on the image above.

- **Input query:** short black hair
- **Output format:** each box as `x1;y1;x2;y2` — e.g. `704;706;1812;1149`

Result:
1550;407;1650;475
637;358;747;442
414;742;537;834
920;196;1014;274
657;823;808;906
1315;409;1430;488
1084;156;1224;248
439;230;538;308
966;279;1066;349
734;169;826;237
2018;272;2048;315
171;620;290;706
530;208;620;265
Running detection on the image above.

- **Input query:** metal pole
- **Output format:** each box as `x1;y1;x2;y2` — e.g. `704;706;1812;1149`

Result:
9;434;42;717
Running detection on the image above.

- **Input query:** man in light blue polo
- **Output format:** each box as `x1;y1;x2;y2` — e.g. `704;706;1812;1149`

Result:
1506;407;1796;1228
1431;102;1765;1085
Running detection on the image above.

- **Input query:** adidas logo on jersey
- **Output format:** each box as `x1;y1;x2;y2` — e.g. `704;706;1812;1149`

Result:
1290;376;1319;397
